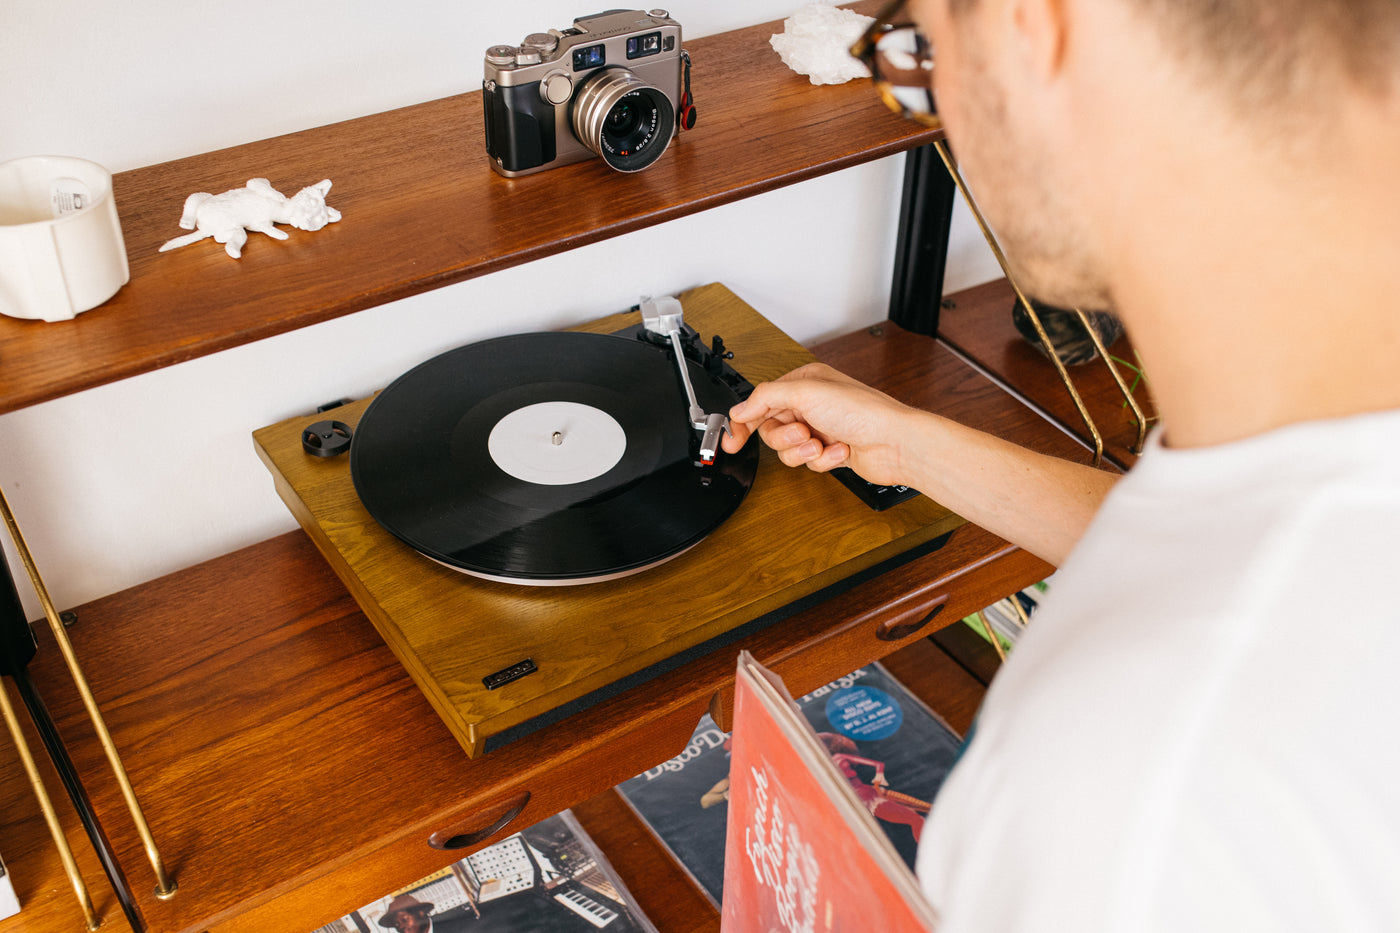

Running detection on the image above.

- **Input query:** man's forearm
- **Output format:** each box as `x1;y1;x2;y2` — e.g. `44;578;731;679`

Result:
900;412;1119;567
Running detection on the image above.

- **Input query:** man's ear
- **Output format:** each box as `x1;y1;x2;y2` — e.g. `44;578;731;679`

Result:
1011;0;1070;80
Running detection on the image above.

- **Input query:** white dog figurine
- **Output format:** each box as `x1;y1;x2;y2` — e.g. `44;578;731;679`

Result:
159;178;341;259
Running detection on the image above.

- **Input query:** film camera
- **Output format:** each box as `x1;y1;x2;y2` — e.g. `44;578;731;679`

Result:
483;10;694;177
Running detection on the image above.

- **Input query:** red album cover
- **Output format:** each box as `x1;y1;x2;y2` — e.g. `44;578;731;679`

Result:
720;653;938;933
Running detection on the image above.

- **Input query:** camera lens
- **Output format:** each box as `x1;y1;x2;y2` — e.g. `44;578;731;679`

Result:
605;99;643;140
571;67;675;172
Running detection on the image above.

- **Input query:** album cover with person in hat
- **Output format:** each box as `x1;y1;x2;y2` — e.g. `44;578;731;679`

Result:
615;662;964;908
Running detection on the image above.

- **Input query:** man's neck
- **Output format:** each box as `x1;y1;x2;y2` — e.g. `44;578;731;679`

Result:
1106;105;1400;449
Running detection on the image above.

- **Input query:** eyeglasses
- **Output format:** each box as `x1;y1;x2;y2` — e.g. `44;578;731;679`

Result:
849;0;940;127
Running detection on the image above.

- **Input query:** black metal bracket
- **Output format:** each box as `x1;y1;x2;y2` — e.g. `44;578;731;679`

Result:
888;142;956;336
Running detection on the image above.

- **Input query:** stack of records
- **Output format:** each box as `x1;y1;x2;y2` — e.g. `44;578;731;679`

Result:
615;662;963;906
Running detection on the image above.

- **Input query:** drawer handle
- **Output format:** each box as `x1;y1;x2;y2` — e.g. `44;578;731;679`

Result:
876;596;948;642
429;791;530;850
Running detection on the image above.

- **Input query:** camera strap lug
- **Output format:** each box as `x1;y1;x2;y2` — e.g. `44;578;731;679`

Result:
679;49;697;131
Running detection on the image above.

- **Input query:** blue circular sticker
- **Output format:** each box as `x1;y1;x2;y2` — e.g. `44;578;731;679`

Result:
825;685;904;741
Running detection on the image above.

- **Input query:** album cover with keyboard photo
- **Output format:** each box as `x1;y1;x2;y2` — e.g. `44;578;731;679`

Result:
310;810;656;933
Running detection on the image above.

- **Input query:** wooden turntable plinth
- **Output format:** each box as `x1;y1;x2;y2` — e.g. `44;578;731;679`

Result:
253;283;963;756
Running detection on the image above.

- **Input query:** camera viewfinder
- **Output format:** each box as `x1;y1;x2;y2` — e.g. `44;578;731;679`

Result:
626;32;663;59
573;43;606;71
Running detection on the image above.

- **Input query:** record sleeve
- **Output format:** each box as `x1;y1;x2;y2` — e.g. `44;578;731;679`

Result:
0;854;18;921
616;662;963;907
720;654;940;932
314;810;657;933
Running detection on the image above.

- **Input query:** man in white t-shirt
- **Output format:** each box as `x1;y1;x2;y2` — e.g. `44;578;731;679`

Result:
723;0;1400;928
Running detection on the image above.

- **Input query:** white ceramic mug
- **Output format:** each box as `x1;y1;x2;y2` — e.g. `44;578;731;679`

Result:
0;155;129;322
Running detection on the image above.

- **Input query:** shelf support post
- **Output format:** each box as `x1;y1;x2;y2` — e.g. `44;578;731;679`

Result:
0;482;178;905
889;142;956;336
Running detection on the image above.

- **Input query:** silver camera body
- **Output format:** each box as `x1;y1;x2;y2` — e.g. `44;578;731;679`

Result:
483;10;684;177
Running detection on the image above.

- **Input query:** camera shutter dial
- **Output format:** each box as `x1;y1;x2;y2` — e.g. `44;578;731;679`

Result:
486;45;517;66
541;71;574;106
524;33;559;54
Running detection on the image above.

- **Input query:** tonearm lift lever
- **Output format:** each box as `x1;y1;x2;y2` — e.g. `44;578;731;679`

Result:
640;296;730;466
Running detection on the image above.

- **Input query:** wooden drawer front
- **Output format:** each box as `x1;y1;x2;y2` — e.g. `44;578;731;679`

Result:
204;689;715;933
710;523;1052;730
204;525;1046;933
38;524;1044;933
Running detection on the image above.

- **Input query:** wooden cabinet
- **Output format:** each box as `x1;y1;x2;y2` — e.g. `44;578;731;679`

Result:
0;4;1104;931
1;315;1076;933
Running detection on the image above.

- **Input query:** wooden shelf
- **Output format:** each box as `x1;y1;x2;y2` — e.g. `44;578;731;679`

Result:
0;0;938;415
0;311;1069;933
936;279;1157;470
0;7;1105;930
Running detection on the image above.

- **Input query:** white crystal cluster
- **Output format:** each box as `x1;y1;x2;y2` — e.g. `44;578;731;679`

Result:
770;3;876;85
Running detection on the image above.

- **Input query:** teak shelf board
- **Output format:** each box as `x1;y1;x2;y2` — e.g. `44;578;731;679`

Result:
936;278;1158;470
10;530;1025;933
4;300;1076;933
0;0;939;415
13;526;1038;933
252;284;966;757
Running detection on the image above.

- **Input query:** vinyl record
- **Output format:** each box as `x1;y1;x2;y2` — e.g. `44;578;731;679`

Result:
350;331;758;584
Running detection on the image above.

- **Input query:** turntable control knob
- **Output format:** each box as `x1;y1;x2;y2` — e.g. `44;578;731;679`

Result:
523;32;559;54
541;71;574;106
486;45;517;66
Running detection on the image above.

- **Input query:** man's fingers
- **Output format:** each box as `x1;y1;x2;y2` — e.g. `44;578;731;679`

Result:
807;442;851;473
724;364;876;475
721;419;753;453
728;377;812;429
758;419;813;450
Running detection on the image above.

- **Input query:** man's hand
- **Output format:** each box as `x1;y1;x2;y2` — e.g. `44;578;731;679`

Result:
721;362;1119;567
721;363;918;487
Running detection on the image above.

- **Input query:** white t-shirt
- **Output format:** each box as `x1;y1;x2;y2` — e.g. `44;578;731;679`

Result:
918;410;1400;932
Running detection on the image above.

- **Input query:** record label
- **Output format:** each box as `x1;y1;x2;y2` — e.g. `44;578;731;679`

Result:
350;331;758;584
487;401;627;486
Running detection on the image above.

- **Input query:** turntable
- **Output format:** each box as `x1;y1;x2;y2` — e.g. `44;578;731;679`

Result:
253;283;962;757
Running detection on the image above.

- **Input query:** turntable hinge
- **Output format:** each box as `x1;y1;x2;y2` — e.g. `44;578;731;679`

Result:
639;296;732;465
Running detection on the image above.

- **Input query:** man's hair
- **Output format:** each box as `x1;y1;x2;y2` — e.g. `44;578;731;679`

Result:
949;0;1400;104
1131;0;1400;105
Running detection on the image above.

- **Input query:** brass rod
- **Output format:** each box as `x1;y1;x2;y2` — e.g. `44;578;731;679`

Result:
1072;308;1149;454
1006;593;1031;629
0;484;176;899
931;140;1106;466
0;678;102;930
974;610;1007;663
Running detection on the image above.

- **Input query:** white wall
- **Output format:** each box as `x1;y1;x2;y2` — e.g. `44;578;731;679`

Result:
0;0;999;616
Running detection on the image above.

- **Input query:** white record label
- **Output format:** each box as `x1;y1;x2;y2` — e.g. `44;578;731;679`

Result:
487;401;627;486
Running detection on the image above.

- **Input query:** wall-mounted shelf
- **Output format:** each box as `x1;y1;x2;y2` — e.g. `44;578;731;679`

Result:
2;313;1073;933
0;0;938;415
0;5;1131;932
937;279;1158;470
